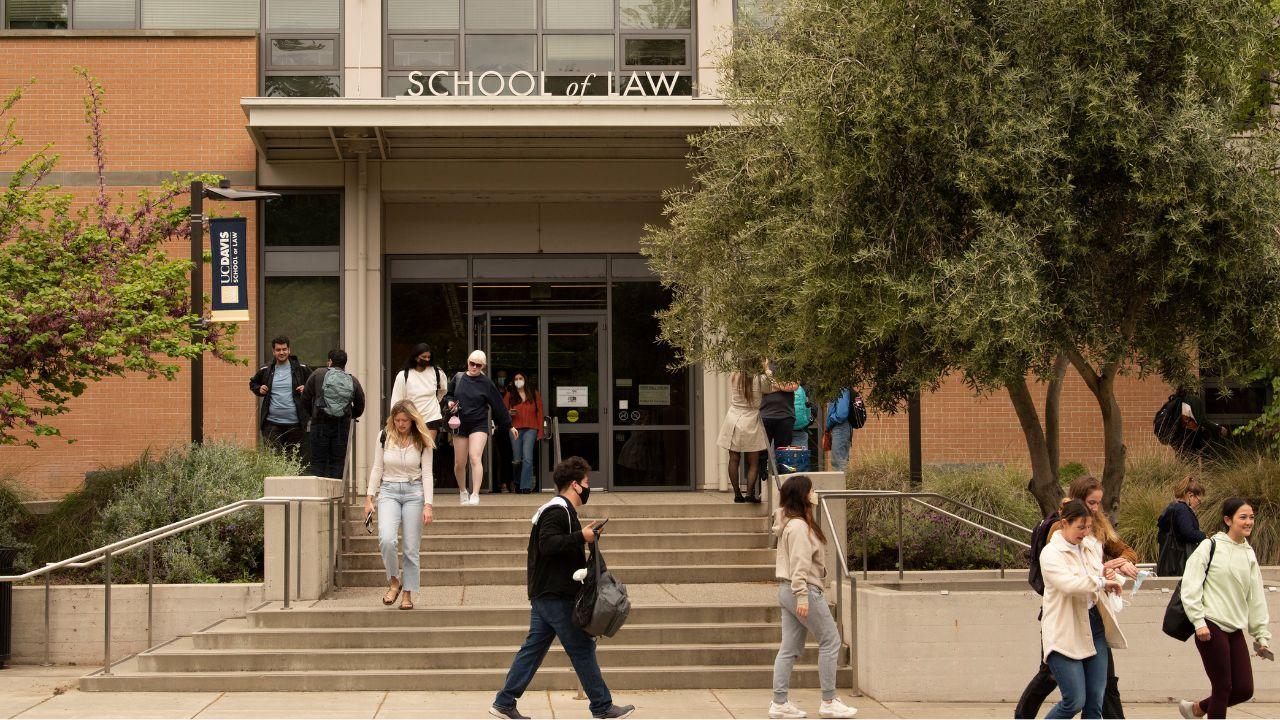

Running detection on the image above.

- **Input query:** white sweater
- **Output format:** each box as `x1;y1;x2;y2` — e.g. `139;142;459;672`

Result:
390;367;446;422
367;439;434;503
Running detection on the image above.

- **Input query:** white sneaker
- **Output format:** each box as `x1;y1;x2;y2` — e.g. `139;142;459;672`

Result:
459;491;470;505
1178;700;1197;719
768;701;806;719
468;493;480;505
818;698;857;719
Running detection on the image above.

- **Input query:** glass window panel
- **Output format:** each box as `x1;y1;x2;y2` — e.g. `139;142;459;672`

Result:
388;0;459;29
543;75;609;96
391;38;456;70
613;429;690;487
544;0;611;30
465;0;535;30
544;35;614;73
6;0;67;28
265;194;341;247
270;38;337;67
623;37;686;66
388;73;456;96
142;0;258;28
264;75;342;97
264;276;340;371
611;283;690;425
619;0;690;29
465;35;536;73
268;0;339;29
74;0;135;28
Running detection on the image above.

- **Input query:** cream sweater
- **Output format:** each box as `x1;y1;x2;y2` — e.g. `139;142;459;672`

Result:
1039;533;1127;660
773;510;827;607
1181;533;1271;647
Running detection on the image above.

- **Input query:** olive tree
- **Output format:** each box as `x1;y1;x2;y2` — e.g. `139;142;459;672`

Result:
643;0;1280;514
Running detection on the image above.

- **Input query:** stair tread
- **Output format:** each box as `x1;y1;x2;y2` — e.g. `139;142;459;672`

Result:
205;621;788;635
150;642;813;656
99;664;819;677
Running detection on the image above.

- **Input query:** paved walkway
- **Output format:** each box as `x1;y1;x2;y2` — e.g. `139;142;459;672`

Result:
3;667;1278;719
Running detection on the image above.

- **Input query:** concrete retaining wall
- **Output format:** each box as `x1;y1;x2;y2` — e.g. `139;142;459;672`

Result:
854;580;1280;702
10;583;263;665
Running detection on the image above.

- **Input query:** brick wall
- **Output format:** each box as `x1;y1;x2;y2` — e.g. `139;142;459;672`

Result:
0;36;260;497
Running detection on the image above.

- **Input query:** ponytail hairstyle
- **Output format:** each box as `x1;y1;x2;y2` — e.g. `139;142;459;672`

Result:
1174;477;1205;500
1066;474;1120;546
1052;499;1093;539
779;474;827;544
1221;497;1254;530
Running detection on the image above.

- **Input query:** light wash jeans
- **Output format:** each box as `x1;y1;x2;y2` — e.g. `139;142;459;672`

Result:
829;421;852;471
774;582;841;703
511;428;538;490
377;481;424;592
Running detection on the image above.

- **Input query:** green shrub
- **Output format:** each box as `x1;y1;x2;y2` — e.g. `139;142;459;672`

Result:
1059;462;1089;485
0;476;34;571
30;463;137;568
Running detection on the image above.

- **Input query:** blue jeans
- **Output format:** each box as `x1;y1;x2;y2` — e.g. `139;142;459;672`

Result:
376;481;424;592
830;421;852;471
1046;608;1109;719
494;597;612;716
511;428;538;490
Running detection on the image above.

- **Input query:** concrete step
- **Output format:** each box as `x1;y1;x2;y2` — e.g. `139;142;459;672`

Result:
249;603;786;629
344;516;769;536
194;618;787;650
344;532;770;552
340;548;776;570
82;663;821;692
139;638;822;672
346;502;767;521
336;564;776;586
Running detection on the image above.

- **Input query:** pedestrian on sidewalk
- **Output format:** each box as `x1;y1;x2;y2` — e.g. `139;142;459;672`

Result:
299;348;365;479
445;350;515;506
505;371;545;494
768;474;856;720
717;365;769;503
1177;498;1273;719
365;400;434;610
489;456;635;720
1039;499;1127;719
1016;475;1138;719
1157;478;1207;577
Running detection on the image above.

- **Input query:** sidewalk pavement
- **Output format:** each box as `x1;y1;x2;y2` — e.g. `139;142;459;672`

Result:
3;666;1278;719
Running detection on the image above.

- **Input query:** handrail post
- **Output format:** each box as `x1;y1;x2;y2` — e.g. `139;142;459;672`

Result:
849;571;859;695
295;500;302;599
283;502;291;610
861;501;868;581
896;496;904;581
147;543;154;648
42;570;51;667
102;549;112;675
329;497;337;592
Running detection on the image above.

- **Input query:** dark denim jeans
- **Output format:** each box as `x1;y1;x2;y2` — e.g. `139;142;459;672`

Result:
309;420;350;479
1045;608;1110;719
494;597;612;716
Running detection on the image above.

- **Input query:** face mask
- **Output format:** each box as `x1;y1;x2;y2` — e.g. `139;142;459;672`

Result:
1130;569;1152;598
497;378;507;387
575;483;591;505
808;491;819;506
416;359;428;369
514;380;525;389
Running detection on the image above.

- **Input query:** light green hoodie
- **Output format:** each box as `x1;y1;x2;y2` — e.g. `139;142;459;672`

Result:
1180;532;1271;647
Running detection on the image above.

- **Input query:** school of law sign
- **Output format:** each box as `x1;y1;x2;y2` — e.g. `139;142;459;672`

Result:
407;70;686;97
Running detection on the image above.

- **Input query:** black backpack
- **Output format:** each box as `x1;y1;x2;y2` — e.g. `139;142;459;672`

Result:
1026;513;1059;596
572;535;632;638
850;393;868;429
1154;393;1183;445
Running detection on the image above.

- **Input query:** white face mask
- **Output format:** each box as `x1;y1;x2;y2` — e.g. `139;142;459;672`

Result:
808;491;819;506
514;380;525;389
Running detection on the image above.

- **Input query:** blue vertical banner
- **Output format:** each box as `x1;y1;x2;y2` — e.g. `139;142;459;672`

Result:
209;217;250;322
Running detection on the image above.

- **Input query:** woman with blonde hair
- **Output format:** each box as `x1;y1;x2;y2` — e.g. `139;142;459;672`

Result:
364;400;434;610
716;364;769;503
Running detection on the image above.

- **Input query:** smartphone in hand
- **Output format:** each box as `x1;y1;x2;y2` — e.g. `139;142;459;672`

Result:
364;510;374;534
1256;643;1275;661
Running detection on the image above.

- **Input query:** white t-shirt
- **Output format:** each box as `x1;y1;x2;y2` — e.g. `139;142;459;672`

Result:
390;366;446;422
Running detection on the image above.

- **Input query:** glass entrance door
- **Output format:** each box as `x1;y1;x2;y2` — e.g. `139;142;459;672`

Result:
473;313;607;491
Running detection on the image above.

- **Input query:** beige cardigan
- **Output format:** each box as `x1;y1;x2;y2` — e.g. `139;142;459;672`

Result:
773;510;827;607
1039;532;1127;660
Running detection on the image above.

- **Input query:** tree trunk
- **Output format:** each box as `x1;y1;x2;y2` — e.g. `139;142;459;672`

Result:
1068;349;1127;516
1045;354;1069;472
1007;377;1061;516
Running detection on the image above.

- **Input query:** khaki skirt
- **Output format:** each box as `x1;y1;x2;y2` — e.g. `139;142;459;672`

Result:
717;408;768;452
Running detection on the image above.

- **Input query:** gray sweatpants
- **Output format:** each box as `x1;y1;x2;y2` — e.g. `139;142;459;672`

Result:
774;582;841;703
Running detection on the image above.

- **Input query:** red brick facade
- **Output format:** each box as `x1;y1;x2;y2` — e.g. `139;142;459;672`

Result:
0;36;260;496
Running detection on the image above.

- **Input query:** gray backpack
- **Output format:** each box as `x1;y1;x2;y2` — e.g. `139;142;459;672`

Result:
572;535;631;638
320;368;355;418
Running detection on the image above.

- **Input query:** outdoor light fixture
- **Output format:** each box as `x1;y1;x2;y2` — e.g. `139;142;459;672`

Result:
190;179;281;444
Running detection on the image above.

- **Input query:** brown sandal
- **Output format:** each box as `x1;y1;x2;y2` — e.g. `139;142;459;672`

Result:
399;593;414;611
382;578;401;606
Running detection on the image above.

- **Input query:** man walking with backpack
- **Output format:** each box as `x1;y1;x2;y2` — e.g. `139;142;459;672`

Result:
300;349;366;479
489;456;635;720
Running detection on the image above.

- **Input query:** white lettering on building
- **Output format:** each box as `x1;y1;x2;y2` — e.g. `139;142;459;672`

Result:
406;71;684;97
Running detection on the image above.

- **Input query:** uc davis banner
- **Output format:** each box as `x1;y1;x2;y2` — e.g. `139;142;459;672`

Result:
209;217;250;322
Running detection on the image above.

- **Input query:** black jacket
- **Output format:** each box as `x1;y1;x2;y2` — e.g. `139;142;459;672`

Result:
1157;500;1206;575
299;367;366;423
250;356;311;429
527;498;588;600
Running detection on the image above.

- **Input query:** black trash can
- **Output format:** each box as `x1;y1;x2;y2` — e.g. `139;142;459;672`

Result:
0;546;16;669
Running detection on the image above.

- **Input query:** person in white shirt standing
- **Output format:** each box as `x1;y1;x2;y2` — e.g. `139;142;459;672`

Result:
365;400;434;610
390;342;447;447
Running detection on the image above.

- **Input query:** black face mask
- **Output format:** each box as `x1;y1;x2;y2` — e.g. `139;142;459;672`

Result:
575;483;591;505
416;359;429;370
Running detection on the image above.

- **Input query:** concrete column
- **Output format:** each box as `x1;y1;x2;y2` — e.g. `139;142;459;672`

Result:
343;155;384;494
263;476;343;602
343;0;384;98
700;368;730;490
696;0;734;98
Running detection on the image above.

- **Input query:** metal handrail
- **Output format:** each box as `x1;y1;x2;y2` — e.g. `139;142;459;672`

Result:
0;493;341;675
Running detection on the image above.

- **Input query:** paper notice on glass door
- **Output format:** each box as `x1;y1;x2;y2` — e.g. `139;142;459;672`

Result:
557;386;589;408
638;384;670;406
